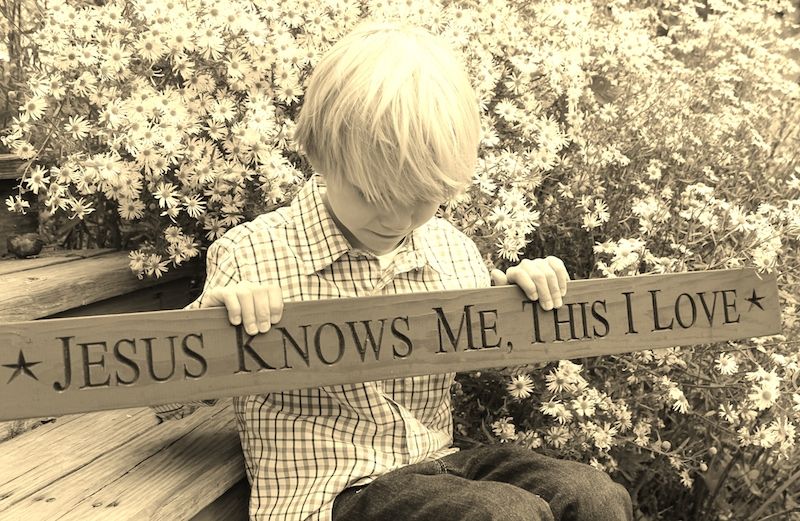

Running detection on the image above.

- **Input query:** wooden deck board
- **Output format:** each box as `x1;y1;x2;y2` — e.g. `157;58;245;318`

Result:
0;408;156;507
0;401;243;520
0;154;24;180
0;249;115;276
0;251;200;322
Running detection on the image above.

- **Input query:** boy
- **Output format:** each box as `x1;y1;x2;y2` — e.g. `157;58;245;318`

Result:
154;21;632;521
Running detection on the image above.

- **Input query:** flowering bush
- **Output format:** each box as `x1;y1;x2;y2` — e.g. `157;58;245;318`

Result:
2;0;800;518
0;0;40;148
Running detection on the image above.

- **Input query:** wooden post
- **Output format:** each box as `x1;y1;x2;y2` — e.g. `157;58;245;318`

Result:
0;268;781;420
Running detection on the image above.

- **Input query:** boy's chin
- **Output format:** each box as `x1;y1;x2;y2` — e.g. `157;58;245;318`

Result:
362;236;406;255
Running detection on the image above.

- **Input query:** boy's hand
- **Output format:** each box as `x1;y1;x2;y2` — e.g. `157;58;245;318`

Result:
490;256;569;311
205;282;284;336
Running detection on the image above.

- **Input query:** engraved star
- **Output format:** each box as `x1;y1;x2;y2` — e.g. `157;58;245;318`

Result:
2;350;42;383
745;289;765;311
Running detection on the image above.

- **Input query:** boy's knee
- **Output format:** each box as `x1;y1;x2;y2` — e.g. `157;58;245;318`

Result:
554;468;632;521
464;482;554;521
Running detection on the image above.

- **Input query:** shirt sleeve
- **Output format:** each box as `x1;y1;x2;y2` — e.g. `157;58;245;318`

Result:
439;217;492;289
151;235;242;422
465;237;492;289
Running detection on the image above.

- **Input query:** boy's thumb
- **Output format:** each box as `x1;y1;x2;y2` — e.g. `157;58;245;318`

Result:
490;269;508;286
204;286;225;306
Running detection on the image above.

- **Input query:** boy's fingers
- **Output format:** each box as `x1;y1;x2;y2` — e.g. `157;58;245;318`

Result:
531;259;561;308
546;256;569;296
210;287;242;326
545;268;562;309
268;286;283;323
490;269;508;286
235;285;258;336
505;265;538;302
520;259;560;310
252;285;272;333
204;286;224;307
529;268;554;310
520;259;561;309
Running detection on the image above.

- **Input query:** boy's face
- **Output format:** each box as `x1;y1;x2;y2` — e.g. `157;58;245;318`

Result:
323;175;441;255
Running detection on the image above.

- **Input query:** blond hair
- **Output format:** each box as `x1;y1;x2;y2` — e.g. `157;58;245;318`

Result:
294;21;480;209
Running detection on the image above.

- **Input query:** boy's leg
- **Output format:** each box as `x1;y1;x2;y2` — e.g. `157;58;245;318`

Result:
438;445;633;521
331;460;553;521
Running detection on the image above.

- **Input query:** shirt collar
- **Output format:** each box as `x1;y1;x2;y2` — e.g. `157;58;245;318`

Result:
292;174;454;277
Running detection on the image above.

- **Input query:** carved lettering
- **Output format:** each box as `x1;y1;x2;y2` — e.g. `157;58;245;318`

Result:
674;293;697;329
277;325;311;370
181;333;207;379
79;341;111;389
553;304;579;342
235;326;277;374
522;300;544;344
390;316;413;359
477;309;501;350
347;319;386;361
434;305;475;353
54;336;73;392
113;338;139;385
577;302;592;340
721;289;740;324
15;270;772;422
622;291;638;334
314;322;345;365
697;291;719;325
142;337;176;383
650;290;674;331
591;300;609;338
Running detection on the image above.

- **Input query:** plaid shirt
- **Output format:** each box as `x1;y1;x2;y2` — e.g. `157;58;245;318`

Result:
153;174;491;521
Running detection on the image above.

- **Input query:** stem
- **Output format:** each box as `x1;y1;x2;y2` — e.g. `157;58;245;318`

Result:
748;467;800;520
702;446;741;518
16;101;63;184
755;508;800;521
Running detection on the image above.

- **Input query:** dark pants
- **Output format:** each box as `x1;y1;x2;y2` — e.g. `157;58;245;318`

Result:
332;446;633;521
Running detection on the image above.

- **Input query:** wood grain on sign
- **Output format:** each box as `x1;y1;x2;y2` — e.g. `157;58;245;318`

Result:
0;269;781;420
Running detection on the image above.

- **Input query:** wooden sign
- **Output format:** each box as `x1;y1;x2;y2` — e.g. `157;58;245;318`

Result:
0;269;781;421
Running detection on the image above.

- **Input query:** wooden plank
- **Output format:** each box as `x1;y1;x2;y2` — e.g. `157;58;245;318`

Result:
0;417;55;442
0;154;24;181
49;276;198;319
0;408;157;505
0;414;76;447
0;251;200;322
189;478;249;521
0;401;243;520
0;269;781;420
0;249;115;277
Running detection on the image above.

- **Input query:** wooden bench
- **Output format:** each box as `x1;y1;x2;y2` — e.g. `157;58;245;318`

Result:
0;250;249;520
